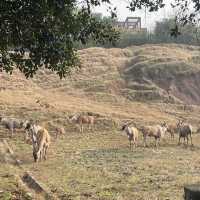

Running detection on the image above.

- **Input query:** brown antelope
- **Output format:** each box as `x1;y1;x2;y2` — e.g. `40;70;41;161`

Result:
69;114;95;133
140;122;168;147
33;128;51;162
24;120;51;162
166;123;177;139
55;126;65;139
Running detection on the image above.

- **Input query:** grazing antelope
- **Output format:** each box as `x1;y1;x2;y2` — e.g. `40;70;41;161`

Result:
177;120;193;146
69;114;95;133
46;121;65;139
0;116;23;137
140;122;168;147
55;126;65;139
121;123;139;149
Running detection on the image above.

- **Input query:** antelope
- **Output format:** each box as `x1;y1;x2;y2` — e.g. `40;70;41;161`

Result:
166;123;177;139
24;120;51;162
69;114;95;133
140;122;168;147
121;123;139;149
0;116;23;137
177;120;193;146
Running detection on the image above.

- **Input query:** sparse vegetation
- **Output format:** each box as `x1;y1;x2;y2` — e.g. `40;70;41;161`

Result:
1;44;200;199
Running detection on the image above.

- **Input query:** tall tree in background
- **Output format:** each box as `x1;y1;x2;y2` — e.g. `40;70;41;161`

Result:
128;0;200;37
154;18;199;44
0;0;200;78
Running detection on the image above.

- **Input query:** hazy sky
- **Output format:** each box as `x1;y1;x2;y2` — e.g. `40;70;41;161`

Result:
93;0;176;31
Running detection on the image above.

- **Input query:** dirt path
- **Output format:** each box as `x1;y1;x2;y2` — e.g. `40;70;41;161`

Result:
0;139;58;200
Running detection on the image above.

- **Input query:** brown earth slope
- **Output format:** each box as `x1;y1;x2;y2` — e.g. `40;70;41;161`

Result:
1;44;200;130
1;43;200;107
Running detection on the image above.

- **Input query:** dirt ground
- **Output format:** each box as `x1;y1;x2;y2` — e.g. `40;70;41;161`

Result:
1;123;200;200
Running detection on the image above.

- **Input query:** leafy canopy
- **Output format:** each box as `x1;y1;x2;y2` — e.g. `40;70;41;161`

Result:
0;0;199;78
129;0;200;37
0;0;119;78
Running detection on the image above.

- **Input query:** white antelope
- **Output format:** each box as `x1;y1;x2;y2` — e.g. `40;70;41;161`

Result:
24;120;51;162
121;123;139;149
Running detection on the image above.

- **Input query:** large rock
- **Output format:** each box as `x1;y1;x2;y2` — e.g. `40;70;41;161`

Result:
184;183;200;200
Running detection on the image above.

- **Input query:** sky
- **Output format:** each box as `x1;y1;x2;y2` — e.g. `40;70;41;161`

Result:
93;0;176;31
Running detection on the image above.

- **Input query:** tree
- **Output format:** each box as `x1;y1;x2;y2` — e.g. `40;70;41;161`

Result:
74;14;118;49
0;0;119;78
128;0;200;37
154;19;175;42
154;18;199;44
1;0;200;78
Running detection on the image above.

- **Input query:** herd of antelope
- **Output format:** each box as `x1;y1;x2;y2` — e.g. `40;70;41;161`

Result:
122;120;193;149
0;113;95;162
0;113;195;163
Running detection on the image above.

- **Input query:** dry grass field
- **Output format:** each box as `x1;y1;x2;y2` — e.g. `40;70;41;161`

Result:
1;120;200;200
1;44;200;200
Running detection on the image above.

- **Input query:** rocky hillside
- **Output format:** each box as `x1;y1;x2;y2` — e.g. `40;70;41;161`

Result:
123;44;200;104
1;43;200;106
